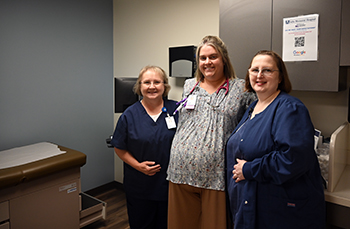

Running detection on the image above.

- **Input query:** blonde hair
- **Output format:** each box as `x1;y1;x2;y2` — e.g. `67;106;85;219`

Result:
133;65;171;97
195;35;236;81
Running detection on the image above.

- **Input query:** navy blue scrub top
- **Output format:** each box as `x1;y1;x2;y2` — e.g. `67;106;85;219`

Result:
111;98;178;201
225;92;325;229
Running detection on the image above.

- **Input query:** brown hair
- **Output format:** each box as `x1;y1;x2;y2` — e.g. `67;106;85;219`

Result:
245;50;292;93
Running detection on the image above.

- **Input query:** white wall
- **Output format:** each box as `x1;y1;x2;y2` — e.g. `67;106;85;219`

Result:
113;0;219;182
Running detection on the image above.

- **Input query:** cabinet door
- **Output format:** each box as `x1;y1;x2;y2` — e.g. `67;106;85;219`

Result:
9;178;80;229
272;0;343;91
219;0;272;79
340;0;350;66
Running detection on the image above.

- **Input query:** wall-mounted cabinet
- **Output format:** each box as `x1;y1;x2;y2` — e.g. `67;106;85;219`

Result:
219;0;272;80
220;0;348;92
340;0;350;66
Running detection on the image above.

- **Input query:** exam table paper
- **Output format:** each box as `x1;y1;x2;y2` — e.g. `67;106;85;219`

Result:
0;142;66;169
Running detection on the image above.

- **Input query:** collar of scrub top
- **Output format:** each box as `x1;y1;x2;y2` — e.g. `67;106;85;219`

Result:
173;78;229;115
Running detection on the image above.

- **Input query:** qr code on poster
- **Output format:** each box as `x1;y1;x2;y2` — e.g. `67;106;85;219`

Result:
294;36;305;47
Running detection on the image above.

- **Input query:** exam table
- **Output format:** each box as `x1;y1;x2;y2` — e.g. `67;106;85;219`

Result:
0;142;105;229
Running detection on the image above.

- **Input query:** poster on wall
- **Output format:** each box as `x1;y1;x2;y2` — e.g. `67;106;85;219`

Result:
282;14;319;62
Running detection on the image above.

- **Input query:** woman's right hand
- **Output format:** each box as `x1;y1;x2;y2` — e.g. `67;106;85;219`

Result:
138;161;161;176
115;148;161;176
233;159;246;182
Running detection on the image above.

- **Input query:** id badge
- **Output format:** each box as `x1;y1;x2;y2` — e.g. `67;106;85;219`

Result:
185;95;196;109
165;116;176;129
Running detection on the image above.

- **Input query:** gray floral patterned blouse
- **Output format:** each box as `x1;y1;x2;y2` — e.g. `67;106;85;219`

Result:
167;78;256;191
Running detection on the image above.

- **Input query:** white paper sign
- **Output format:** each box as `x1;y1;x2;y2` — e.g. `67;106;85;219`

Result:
282;14;319;62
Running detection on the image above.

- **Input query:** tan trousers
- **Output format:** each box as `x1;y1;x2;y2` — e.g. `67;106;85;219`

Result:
168;182;227;229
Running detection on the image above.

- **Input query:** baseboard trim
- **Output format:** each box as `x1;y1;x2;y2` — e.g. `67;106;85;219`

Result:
85;181;124;196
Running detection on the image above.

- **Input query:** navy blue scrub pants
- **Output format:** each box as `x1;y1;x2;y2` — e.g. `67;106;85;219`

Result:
126;194;168;229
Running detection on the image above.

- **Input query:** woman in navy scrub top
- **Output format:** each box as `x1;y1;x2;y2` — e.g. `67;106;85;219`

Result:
226;50;325;229
111;65;178;229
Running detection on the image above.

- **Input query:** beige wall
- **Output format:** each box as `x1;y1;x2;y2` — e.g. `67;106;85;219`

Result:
291;86;349;138
113;0;349;182
113;0;219;101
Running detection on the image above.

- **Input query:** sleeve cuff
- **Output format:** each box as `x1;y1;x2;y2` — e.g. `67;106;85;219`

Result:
243;162;253;180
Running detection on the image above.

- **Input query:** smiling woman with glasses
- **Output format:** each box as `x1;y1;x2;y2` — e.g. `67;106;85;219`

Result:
245;50;291;94
134;66;170;96
226;50;326;229
111;65;178;229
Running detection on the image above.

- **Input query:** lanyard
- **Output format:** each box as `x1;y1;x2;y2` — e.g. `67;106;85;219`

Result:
173;78;229;115
162;106;176;129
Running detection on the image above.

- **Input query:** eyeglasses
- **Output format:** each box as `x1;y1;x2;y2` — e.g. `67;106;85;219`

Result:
140;80;164;86
248;68;279;77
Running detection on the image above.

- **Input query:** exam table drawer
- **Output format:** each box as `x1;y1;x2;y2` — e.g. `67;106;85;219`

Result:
0;201;9;225
0;201;9;229
0;222;9;229
80;192;106;228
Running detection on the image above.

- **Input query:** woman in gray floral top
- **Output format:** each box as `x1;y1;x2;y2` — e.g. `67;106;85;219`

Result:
167;35;256;229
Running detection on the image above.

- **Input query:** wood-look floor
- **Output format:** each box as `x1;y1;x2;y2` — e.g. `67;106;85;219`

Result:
81;182;344;229
82;182;130;229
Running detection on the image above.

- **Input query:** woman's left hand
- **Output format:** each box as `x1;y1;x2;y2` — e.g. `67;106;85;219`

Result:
232;159;247;182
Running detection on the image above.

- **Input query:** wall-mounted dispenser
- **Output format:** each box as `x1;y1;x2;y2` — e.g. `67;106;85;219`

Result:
169;45;196;77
